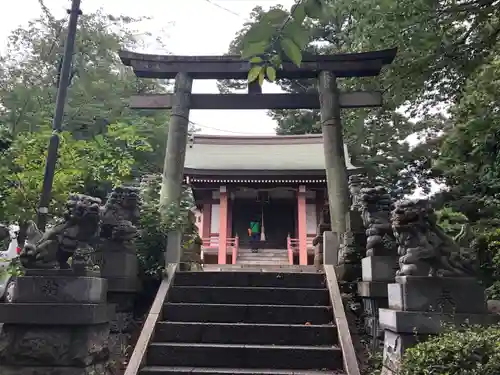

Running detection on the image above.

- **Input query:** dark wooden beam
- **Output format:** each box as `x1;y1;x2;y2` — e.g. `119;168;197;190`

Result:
248;81;262;94
129;92;383;110
119;48;397;80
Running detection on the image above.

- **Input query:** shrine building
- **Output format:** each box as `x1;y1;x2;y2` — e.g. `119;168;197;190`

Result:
185;134;358;265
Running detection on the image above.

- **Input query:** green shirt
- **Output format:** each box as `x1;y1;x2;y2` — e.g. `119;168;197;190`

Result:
249;221;260;234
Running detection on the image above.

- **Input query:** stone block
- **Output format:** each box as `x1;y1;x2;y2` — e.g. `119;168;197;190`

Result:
362;256;398;282
0;364;108;375
24;269;100;278
362;297;388;316
0;303;111;325
389;276;487;314
379;308;500;334
323;231;339;266
107;276;140;293
14;276;106;304
381;330;421;375
346;210;364;232
99;252;138;279
358;281;389;298
365;316;384;338
0;323;110;367
335;263;361;281
366;247;397;257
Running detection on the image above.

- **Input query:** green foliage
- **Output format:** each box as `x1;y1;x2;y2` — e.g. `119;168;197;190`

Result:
0;5;174;224
471;228;500;300
400;325;500;375
136;176;169;281
240;0;328;84
0;6;170;175
436;207;469;238
434;56;500;223
136;175;197;281
224;3;459;197
0;123;151;223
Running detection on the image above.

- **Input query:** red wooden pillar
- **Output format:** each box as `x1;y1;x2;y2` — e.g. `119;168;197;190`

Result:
297;185;308;265
218;186;228;264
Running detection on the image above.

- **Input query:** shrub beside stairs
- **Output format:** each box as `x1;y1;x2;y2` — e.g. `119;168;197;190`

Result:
126;265;360;375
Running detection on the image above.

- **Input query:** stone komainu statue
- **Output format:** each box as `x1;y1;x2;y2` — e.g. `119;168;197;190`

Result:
100;186;141;251
391;199;476;277
359;186;397;257
20;194;102;269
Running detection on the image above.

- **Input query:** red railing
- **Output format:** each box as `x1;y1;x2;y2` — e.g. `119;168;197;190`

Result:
232;236;239;264
201;236;239;263
287;236;315;265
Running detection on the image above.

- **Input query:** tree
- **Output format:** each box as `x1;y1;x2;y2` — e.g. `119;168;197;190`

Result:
0;123;152;224
433;55;500;224
239;0;500;109
0;3;171;174
222;4;453;196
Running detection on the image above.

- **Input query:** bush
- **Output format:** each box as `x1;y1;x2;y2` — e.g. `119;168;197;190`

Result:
400;325;500;375
436;207;469;238
472;228;500;299
136;174;199;282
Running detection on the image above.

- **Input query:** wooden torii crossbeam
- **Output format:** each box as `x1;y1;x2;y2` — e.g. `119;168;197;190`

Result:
119;48;397;80
120;47;397;265
129;92;382;110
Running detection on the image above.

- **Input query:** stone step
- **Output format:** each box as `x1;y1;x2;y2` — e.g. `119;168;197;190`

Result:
237;254;288;261
237;261;289;266
168;286;330;306
163;303;333;324
238;252;288;257
238;256;288;260
153;321;338;346
237;255;289;259
146;343;342;370
175;271;325;288
141;366;343;375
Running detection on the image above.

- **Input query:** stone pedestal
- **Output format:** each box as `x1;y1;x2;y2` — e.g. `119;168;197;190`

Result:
358;255;398;350
335;211;365;281
380;276;500;375
95;243;139;360
0;270;111;374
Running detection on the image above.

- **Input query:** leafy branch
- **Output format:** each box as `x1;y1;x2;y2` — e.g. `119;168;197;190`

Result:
241;0;328;85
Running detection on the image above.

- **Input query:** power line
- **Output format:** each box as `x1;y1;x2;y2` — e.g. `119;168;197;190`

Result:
202;0;246;19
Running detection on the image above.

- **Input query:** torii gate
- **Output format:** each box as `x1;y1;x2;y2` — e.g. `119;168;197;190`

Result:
119;48;397;263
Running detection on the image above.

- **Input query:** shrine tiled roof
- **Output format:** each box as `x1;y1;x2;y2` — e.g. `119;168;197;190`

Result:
184;134;358;175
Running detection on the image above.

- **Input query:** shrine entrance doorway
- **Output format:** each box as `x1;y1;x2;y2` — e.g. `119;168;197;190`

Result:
231;189;296;250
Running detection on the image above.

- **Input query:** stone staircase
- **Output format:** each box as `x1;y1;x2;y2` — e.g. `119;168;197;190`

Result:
236;248;289;265
136;270;347;374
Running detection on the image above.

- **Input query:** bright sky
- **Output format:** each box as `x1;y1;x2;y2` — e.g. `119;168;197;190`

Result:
0;0;296;135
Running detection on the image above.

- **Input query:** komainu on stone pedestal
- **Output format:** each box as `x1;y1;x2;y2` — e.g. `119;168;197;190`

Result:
20;194;101;270
392;199;476;277
100;186;141;253
348;174;368;212
360;186;396;257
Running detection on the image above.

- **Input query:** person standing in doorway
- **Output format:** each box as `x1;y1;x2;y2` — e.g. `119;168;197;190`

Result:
248;217;261;253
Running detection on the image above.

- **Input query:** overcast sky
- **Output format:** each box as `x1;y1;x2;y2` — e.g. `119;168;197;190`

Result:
0;0;297;135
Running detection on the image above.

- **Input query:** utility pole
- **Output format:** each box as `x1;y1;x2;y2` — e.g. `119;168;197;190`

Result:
37;0;82;230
